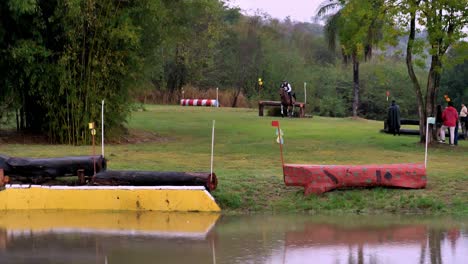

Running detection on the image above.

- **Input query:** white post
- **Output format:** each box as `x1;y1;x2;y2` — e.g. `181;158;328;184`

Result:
304;82;307;104
425;117;435;168
211;238;216;264
425;121;429;168
216;87;219;107
101;99;105;158
210;120;216;178
182;88;184;99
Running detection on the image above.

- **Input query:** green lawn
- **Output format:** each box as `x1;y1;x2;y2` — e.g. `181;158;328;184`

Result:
1;105;467;214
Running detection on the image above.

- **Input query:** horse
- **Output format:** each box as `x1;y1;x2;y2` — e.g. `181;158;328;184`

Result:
279;87;296;117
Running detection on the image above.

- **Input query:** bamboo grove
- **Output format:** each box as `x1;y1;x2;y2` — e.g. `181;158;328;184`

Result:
0;0;467;144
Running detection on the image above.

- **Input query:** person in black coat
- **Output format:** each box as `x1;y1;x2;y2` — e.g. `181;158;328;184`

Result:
387;100;401;136
435;104;443;141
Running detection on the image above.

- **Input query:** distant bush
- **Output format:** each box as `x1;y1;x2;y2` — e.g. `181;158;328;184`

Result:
137;85;251;108
319;96;346;117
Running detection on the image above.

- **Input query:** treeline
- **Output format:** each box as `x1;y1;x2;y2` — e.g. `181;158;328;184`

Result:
0;0;466;144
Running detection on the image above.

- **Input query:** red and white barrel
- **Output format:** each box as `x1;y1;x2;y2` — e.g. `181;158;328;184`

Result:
180;99;219;107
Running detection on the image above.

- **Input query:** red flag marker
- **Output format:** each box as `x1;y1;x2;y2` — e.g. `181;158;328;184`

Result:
271;120;285;177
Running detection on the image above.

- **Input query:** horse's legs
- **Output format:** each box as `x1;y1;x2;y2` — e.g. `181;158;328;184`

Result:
280;104;284;118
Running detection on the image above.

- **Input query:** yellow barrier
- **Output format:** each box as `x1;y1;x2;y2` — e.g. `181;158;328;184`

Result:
0;185;221;212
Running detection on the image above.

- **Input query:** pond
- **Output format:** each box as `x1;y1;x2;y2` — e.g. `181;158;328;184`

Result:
0;211;466;264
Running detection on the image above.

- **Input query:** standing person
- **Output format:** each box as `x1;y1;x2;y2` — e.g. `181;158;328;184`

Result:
435;104;443;141
439;101;459;146
387;100;401;136
460;103;467;139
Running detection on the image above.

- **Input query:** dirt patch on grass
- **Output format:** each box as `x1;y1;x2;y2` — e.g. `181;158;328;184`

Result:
0;129;172;145
0;129;49;144
108;129;173;144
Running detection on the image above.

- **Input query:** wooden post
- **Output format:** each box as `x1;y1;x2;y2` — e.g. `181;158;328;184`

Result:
299;104;305;118
258;102;264;116
0;169;4;187
0;169;8;187
77;169;85;185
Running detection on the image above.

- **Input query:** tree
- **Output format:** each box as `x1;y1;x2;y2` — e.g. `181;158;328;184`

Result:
0;0;149;144
439;42;468;106
391;0;468;142
317;0;386;117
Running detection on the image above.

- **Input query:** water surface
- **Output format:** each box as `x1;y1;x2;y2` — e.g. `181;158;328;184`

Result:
0;212;466;264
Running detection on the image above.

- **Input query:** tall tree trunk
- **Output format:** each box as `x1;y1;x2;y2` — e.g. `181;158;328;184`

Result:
426;55;442;143
16;109;20;132
352;55;359;117
405;9;426;143
232;86;242;107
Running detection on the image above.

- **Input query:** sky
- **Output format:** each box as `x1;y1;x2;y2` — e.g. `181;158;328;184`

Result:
226;0;325;23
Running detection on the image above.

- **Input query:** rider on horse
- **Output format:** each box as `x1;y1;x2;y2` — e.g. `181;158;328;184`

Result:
281;80;295;104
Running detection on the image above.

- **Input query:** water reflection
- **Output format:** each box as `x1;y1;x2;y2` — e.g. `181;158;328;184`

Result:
0;211;220;264
277;218;465;264
0;212;466;264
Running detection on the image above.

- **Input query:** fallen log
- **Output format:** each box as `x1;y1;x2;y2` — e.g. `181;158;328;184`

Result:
0;154;10;172
284;163;426;195
94;170;217;191
3;155;106;178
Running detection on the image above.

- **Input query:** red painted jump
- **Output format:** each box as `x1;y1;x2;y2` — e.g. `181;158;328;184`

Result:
283;163;426;195
180;99;218;107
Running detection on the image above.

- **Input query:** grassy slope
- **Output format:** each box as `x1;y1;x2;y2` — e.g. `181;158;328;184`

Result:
1;105;467;214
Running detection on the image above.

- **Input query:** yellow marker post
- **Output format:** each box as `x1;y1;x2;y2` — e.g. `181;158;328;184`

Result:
89;122;96;177
258;78;263;92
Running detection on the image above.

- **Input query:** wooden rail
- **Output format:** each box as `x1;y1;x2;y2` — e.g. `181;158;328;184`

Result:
258;101;305;118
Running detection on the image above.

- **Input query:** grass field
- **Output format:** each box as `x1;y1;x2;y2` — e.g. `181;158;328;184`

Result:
1;105;467;215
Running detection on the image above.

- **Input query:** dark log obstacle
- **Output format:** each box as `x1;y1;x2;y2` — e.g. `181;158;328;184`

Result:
382;119;466;139
258;101;305;118
0;155;106;178
383;118;420;135
0;155;10;173
0;154;217;191
284;163;426;195
94;171;217;191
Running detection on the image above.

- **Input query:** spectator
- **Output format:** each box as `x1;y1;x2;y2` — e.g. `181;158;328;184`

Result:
387;100;401;136
435;104;443;141
439;101;459;146
460;103;467;139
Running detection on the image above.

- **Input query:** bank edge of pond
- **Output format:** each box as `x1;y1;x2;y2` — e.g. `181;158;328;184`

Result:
213;186;468;216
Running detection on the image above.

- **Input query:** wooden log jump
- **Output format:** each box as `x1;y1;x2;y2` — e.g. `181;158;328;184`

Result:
383;118;420;135
284;163;426;195
258;101;305;118
0;154;107;179
94;170;217;191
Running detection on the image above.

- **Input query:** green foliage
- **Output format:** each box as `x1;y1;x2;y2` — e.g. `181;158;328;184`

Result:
0;0;164;144
388;0;468;142
1;0;467;143
319;96;346;117
439;43;468;106
50;0;142;144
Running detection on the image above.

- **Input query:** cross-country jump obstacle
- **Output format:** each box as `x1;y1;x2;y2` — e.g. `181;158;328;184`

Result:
258;101;305;118
0;102;220;212
271;120;427;195
180;99;219;107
